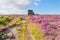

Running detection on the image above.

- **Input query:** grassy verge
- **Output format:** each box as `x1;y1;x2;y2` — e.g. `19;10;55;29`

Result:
16;22;27;40
29;23;44;40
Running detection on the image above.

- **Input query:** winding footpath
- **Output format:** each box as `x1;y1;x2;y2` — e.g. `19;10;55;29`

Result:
6;17;35;40
2;16;36;40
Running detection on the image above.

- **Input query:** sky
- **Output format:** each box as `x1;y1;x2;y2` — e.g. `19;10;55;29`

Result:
0;0;60;15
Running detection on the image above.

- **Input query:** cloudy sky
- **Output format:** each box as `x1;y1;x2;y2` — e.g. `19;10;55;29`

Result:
0;0;60;15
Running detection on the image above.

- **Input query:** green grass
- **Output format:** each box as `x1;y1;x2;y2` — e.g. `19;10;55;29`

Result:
0;16;14;26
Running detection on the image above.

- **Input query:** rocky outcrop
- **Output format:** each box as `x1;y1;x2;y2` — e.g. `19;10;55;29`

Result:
28;10;35;15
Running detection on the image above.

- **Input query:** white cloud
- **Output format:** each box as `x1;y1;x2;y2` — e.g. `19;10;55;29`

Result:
0;0;30;5
0;0;8;3
0;0;31;9
8;0;30;6
0;5;27;15
34;2;38;6
0;0;31;15
34;0;40;6
15;0;30;5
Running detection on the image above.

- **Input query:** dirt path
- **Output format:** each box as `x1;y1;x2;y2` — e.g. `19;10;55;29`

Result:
9;27;18;40
26;24;35;40
4;17;35;40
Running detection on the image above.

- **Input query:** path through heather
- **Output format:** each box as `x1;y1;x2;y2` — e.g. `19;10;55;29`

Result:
26;25;34;40
5;17;35;40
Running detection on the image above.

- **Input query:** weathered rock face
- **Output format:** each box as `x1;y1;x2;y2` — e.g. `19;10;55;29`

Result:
28;10;35;15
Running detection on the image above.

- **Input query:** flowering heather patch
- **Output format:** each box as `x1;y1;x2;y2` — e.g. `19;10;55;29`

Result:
0;15;60;40
28;15;60;40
